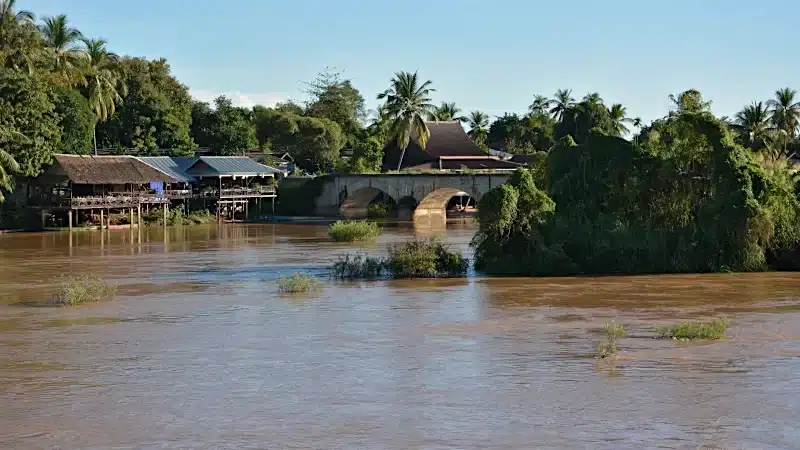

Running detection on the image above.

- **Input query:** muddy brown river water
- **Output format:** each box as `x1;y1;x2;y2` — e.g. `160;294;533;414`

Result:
0;223;799;449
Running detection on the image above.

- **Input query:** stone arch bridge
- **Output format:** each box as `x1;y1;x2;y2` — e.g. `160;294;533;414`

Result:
314;173;512;222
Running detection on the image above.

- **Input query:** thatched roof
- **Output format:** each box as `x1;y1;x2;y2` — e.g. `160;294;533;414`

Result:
53;155;178;184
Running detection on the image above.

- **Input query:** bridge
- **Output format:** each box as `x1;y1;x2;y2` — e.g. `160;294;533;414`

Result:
314;173;512;222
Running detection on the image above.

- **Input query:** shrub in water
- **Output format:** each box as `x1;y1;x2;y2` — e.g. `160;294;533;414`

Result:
277;273;321;294
596;320;626;359
367;202;391;218
330;253;386;280
655;317;729;340
328;220;382;242
52;275;117;306
387;238;469;279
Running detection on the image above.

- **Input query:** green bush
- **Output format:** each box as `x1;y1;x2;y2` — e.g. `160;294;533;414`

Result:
656;317;729;340
328;220;381;242
330;253;386;279
367;202;391;218
329;239;469;280
277;273;321;294
387;238;469;279
596;320;626;359
52;275;117;306
142;208;214;226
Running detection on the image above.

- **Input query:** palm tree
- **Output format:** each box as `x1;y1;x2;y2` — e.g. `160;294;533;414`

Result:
549;89;574;121
467;111;489;133
377;71;436;171
467;111;489;150
0;0;33;41
39;14;84;80
0;0;37;71
528;95;551;115
607;103;633;136
583;92;603;105
80;38;125;154
431;102;467;123
0;127;21;202
768;88;800;139
735;101;773;149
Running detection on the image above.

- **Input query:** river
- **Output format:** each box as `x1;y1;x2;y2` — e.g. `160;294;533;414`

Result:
0;223;799;449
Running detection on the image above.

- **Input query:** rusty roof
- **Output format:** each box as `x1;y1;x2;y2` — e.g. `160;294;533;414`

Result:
53;155;178;184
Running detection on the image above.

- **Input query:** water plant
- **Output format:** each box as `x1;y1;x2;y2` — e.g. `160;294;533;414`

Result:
330;253;386;280
595;320;626;359
367;202;391;218
328;220;382;242
387;238;469;278
277;273;321;294
52;275;117;306
329;238;469;280
655;317;729;340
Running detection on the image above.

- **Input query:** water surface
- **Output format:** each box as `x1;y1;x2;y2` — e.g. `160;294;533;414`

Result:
1;224;799;449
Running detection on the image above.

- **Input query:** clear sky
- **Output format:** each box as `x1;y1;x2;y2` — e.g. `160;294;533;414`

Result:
23;0;800;123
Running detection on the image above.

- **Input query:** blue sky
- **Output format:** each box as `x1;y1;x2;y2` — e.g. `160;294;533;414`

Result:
24;0;800;123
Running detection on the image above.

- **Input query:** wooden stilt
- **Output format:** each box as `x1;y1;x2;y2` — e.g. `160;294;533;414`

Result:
138;204;142;229
68;209;73;231
129;208;134;228
162;202;167;226
100;209;104;229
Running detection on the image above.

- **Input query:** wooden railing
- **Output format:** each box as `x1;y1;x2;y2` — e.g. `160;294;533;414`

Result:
219;186;276;197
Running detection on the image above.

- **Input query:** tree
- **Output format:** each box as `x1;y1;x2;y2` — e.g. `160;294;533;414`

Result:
555;99;615;144
607;103;633;136
53;85;94;154
191;96;256;155
735;101;773;150
0;69;61;177
768;88;800;144
0;135;20;201
377;71;436;170
583;92;603;105
0;0;40;73
550;89;574;121
271;115;343;173
669;89;712;114
81;38;124;153
467;111;490;150
303;68;365;137
430;102;467;122
39;14;84;83
252;105;298;150
97;57;194;154
528;95;551;115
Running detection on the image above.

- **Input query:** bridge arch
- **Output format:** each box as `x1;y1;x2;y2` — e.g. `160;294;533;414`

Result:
413;187;477;222
339;186;396;219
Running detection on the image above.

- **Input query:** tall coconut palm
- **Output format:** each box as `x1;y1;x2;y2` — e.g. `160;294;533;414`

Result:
583;92;603;105
0;0;33;43
376;71;436;171
467;111;489;149
467;111;489;133
528;95;551;115
768;88;800;139
431;102;467;123
549;89;574;121
0;0;37;71
39;14;84;80
80;38;125;154
607;103;633;136
735;101;773;149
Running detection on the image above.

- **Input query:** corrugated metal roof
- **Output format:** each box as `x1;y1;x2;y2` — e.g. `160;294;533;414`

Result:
186;156;281;176
136;157;196;183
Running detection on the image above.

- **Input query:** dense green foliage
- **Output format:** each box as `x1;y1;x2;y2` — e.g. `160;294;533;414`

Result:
655;317;729;340
330;238;468;280
596;320;626;359
52;85;94;154
328;220;381;242
474;96;800;275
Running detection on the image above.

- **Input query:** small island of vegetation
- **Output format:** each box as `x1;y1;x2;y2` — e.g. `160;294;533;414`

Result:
330;238;468;280
328;220;382;242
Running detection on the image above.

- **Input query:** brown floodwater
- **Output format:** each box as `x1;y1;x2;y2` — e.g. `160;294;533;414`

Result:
0;223;799;449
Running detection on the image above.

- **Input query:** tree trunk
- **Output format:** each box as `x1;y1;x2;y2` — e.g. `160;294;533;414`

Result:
93;126;98;156
395;147;406;172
